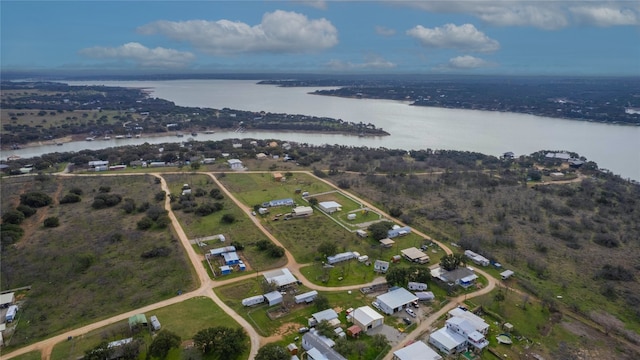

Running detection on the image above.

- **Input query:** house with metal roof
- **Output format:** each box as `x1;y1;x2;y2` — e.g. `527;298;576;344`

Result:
446;317;489;351
374;260;390;273
264;291;283;306
302;331;346;360
263;268;297;288
222;251;240;265
311;309;339;323
318;201;342;214
376;288;418;315
393;340;442;360
447;308;489;335
429;327;467;355
387;226;411;238
352;306;383;331
227;159;244;170
401;247;430;264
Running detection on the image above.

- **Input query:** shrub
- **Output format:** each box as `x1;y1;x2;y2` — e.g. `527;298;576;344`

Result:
122;198;136;214
43;216;60;227
194;188;207;197
221;214;236;224
141;246;172;258
230;241;244;251
146;205;167;221
1;224;24;246
154;191;166;202
268;245;285;258
20;191;53;208
69;187;83;195
209;188;224;200
593;233;620;248
137;201;150;212
2;210;25;225
256;240;271;251
98;186;111;193
17;205;37;218
92;193;123;209
137;217;154;230
596;264;634;281
60;193;81;204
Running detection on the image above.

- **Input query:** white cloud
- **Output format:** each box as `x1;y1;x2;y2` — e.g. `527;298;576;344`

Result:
79;42;195;67
448;55;493;69
138;10;338;55
375;25;397;36
570;5;639;27
326;55;396;70
294;0;327;10
406;23;500;52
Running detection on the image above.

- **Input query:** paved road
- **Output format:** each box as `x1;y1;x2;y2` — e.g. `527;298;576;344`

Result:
1;170;501;360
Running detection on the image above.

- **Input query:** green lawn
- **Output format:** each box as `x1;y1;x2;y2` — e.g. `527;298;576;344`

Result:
5;351;42;360
51;297;250;360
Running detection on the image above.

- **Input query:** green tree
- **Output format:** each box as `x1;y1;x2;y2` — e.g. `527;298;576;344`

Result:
221;213;236;224
2;210;25;225
190;161;201;170
314;294;330;311
137;216;154;230
315;320;335;339
308;197;319;206
367;221;393;240
317;241;337;258
154;191;166;202
20;191;53;208
193;327;247;359
408;266;431;283
385;267;410;286
440;253;466;271
255;343;288;360
149;330;181;359
43;216;60;228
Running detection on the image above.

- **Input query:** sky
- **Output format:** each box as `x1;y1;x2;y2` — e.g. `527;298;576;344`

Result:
1;0;639;76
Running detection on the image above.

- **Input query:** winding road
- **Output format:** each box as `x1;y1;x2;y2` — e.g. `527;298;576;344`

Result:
1;170;503;360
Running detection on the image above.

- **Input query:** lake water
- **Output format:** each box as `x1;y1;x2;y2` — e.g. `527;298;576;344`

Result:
5;79;639;181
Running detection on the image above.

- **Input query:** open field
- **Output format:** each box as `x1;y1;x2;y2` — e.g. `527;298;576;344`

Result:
161;173;287;275
50;296;250;360
0;175;197;349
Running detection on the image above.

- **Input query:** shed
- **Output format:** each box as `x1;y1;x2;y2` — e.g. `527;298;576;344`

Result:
376;288;418;315
128;314;148;329
273;172;283;181
347;213;356;220
238;261;246;271
287;343;299;355
374;260;390;273
227;159;243;170
223;251;240;265
318;201;342;214
401;247;429;264
379;238;395;248
0;292;15;307
500;270;515;280
220;265;232;275
311;309;339;325
258;207;269;215
149;315;161;331
352;306;383;331
393;340;442;360
264;291;283;306
347;325;362;338
295;290;318;304
356;230;368;238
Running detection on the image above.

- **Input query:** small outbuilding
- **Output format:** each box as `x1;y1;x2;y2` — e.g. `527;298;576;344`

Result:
220;265;232;275
415;291;435;302
128;314;148;330
401;247;429;264
352;306;384;331
227;159;244;170
356;230;368;238
0;292;15;307
500;270;515;280
292;206;313;217
264;291;283;306
379;238;395;248
374;260;390;273
387;226;411;238
295;290;318;304
223;251;240;265
318;201;342;214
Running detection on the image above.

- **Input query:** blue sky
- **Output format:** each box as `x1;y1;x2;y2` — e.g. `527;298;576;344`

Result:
1;1;639;75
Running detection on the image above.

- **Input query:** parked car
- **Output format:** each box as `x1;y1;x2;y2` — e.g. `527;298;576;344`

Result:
412;300;419;308
402;317;412;325
298;327;310;334
372;301;382;310
405;308;416;317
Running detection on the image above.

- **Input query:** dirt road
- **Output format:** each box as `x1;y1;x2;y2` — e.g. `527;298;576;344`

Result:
1;170;500;360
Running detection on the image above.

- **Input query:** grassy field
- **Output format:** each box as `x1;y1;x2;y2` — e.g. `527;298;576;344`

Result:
5;351;42;360
50;296;250;360
0;175;197;350
161;173;287;275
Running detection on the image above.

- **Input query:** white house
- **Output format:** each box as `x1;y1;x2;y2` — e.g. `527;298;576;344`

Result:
227;159;244;170
352;306;384;331
447;308;490;335
263;268;298;288
291;206;313;217
376;288;418;315
374;260;390;273
393;341;442;360
429;327;467;355
446;317;489;351
318;201;342;214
